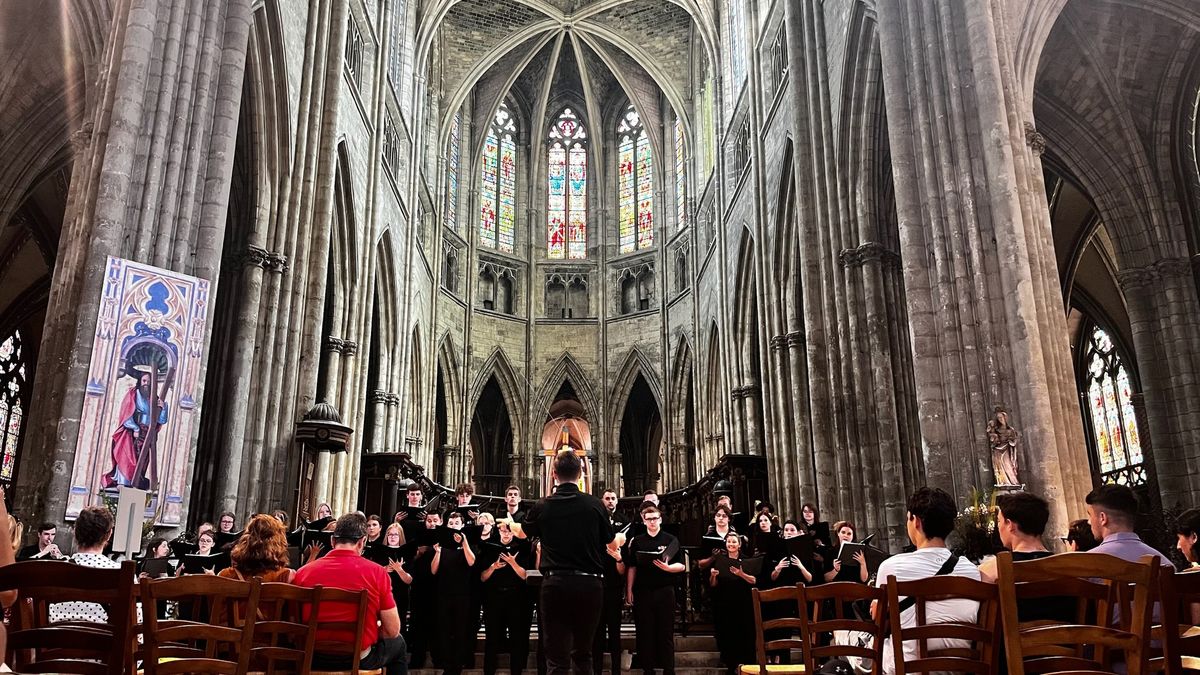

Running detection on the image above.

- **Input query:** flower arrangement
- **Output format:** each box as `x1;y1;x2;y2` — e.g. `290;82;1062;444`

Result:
950;486;1000;563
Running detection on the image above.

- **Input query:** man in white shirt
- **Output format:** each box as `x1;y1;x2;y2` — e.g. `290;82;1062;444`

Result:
873;487;980;675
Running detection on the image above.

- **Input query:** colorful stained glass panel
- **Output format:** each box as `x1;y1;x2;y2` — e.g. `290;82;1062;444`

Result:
498;135;516;253
568;144;587;259
619;138;635;254
636;134;653;249
480;131;498;249
548;143;567;259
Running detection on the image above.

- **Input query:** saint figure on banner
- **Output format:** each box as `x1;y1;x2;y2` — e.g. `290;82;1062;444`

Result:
104;356;173;491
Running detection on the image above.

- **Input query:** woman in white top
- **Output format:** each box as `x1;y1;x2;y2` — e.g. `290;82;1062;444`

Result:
50;506;121;624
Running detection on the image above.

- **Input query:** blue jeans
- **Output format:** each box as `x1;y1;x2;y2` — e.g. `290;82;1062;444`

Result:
314;634;408;675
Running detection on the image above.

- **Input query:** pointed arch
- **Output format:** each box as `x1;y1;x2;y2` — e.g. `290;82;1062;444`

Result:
608;347;664;424
468;347;524;495
533;352;602;428
469;347;526;420
668;334;698;483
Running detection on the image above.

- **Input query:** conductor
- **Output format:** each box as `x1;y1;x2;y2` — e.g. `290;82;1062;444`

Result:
504;450;620;675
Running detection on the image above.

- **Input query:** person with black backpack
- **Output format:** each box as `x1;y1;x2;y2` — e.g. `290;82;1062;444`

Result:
871;487;980;675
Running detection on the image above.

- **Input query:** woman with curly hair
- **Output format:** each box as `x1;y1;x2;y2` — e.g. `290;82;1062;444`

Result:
218;513;294;583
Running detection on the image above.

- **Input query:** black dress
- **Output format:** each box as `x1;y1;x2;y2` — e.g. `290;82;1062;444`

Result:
710;555;757;674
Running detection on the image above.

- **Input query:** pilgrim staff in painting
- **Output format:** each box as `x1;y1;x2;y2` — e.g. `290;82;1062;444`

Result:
103;355;174;491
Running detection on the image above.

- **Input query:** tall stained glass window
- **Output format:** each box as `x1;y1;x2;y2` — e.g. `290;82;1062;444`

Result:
445;111;461;232
0;330;25;482
674;116;687;230
726;0;746;94
1081;325;1145;486
618;105;653;254
548;108;588;260
480;103;517;253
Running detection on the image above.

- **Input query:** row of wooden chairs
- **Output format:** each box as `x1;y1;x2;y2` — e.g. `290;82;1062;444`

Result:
743;551;1200;675
0;559;383;675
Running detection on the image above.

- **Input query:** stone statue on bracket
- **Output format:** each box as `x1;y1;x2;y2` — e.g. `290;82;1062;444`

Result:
987;407;1021;487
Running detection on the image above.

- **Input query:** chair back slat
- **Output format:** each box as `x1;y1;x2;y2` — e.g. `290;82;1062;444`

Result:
798;581;887;675
884;573;999;675
1152;570;1200;675
746;586;806;672
141;575;262;674
309;586;371;673
0;559;136;673
250;581;321;675
995;550;1160;675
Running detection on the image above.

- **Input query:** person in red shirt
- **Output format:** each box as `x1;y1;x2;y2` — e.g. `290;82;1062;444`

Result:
295;513;408;675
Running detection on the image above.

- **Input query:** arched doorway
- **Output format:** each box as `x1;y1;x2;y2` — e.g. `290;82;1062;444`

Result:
619;373;662;496
470;375;513;496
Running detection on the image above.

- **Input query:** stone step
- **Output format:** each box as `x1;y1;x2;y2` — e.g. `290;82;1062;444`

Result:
439;649;723;669
411;670;727;675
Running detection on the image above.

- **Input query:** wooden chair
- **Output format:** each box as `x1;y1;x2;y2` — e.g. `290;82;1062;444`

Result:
0;558;136;674
247;582;322;675
798;581;887;675
140;574;262;674
883;573;1000;675
995;551;1160;675
1151;569;1200;675
739;585;807;675
308;586;383;675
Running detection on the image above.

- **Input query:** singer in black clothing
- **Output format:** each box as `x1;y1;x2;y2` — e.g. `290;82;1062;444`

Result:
506;450;617;675
625;504;685;675
406;511;441;669
480;522;534;675
592;488;626;675
433;512;477;675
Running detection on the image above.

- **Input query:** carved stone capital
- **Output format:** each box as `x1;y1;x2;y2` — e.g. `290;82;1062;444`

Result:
840;241;900;269
323;336;345;354
241;245;269;269
341;340;358;356
1116;257;1193;291
265;252;289;273
1024;122;1047;156
369;389;390;404
769;335;788;352
785;331;805;348
386;393;402;406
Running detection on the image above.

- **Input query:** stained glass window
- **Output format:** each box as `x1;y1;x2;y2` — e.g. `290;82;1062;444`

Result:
0;330;25;482
548;108;587;260
445;111;461;232
618;105;653;254
1082;325;1145;486
480;103;517;254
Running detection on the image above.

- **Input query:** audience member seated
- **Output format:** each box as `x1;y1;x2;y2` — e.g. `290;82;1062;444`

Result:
295;512;408;675
1086;484;1175;569
218;513;294;583
873;487;980;675
17;521;63;561
979;491;1074;623
50;505;120;623
1064;517;1099;552
1176;508;1200;569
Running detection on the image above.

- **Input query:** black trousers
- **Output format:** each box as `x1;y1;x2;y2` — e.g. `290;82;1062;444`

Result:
484;587;534;675
540;575;604;675
633;585;675;675
436;593;474;675
405;586;434;668
591;587;623;675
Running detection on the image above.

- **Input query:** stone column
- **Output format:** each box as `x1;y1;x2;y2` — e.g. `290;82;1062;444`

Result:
18;0;255;524
875;0;1089;537
368;389;389;452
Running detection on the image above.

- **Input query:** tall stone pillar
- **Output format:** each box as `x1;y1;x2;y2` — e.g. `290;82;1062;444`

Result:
18;0;255;524
875;0;1089;537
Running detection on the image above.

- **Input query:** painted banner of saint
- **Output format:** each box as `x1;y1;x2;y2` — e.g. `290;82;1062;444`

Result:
68;256;208;525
